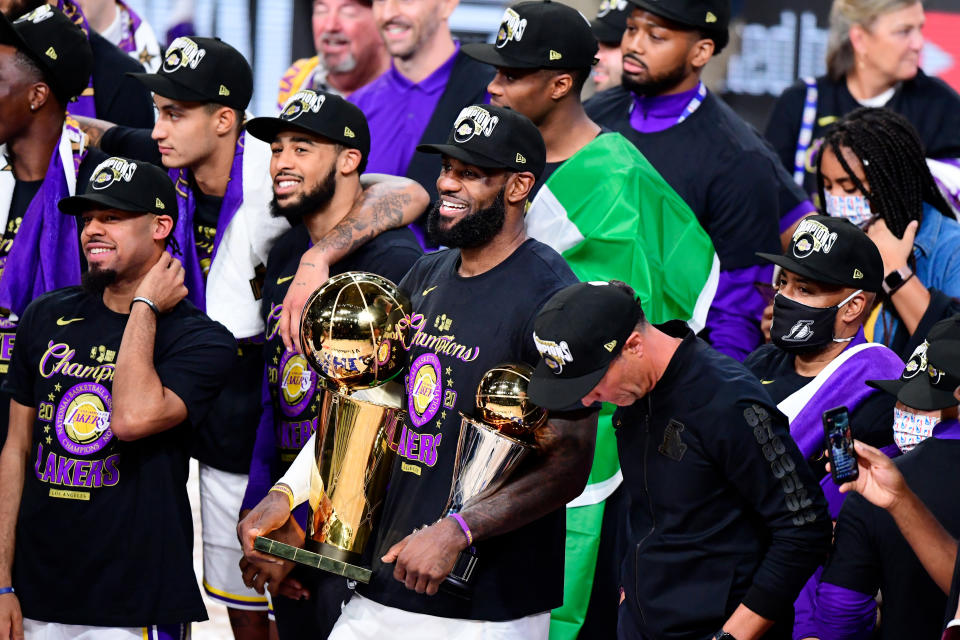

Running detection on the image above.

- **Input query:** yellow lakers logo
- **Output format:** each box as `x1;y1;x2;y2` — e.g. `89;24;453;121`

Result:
63;393;110;445
411;364;438;417
280;355;313;405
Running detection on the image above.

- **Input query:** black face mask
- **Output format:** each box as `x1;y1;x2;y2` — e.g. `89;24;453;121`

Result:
770;290;862;353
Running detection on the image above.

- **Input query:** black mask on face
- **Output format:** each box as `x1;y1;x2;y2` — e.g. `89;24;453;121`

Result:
770;290;862;353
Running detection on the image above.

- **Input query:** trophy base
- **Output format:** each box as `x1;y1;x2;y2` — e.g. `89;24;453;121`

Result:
254;536;372;583
440;546;478;599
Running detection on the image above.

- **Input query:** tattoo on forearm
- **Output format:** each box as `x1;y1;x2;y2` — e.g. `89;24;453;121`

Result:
74;116;116;149
460;412;597;542
315;188;412;255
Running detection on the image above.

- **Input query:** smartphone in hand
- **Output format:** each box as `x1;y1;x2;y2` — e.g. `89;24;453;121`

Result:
823;406;859;484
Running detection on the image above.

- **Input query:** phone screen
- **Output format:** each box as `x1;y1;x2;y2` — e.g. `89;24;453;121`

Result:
823;406;859;484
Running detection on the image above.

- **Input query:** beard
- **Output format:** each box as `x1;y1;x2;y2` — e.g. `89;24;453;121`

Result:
269;166;337;225
81;268;118;295
426;187;506;249
620;56;689;97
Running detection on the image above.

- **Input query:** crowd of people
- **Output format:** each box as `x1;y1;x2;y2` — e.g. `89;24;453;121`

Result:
0;0;959;639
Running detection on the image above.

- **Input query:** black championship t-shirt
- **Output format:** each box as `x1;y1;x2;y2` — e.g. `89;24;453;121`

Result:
357;238;578;621
585;87;799;270
261;224;421;474
2;286;236;626
764;71;960;202
744;344;896;472
0;149;107;444
823;438;960;640
193;191;222;278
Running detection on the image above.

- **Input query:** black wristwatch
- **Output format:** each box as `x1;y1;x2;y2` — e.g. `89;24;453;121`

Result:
882;265;914;296
713;631;737;640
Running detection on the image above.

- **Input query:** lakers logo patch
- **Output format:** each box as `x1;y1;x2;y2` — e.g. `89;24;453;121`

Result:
408;353;442;427
55;383;113;456
279;352;316;417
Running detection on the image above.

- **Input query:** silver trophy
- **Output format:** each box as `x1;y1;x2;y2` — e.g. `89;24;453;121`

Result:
441;362;548;594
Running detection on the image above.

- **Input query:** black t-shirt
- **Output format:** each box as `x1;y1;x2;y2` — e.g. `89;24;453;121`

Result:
89;31;155;129
193;191;222;278
100;125;161;165
585;87;801;270
764;71;960;202
358;238;578;621
2;286;236;626
744;344;896;472
823;438;960;640
260;223;421;475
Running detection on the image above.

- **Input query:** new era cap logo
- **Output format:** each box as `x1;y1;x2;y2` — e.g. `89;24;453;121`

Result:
344;126;355;138
219;84;230;96
515;153;526;164
705;11;718;23
853;269;863;279
549;50;562;61
162;37;207;74
534;333;573;375
91;157;138;191
495;7;527;49
603;340;617;352
453;106;499;143
281;90;325;121
155;198;165;210
45;47;57;60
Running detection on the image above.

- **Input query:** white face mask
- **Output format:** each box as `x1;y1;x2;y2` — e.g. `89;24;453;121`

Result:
824;193;873;228
893;406;940;452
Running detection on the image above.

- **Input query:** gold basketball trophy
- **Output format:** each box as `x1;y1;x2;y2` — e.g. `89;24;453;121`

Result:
254;272;411;582
441;362;548;594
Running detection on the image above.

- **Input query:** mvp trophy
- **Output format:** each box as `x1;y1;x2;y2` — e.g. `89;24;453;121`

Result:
255;271;411;582
442;362;548;594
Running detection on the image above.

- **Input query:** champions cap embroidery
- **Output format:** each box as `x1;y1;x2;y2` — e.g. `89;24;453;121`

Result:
280;89;326;121
453;106;500;143
91;157;138;191
534;333;573;375
162;37;207;73
15;4;55;25
495;7;527;49
792;218;838;259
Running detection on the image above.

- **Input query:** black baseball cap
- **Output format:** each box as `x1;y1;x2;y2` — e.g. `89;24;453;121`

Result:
128;36;252;110
417;104;546;178
0;5;93;104
528;281;643;410
59;156;178;222
592;0;629;44
868;320;960;411
927;315;960;383
246;89;371;172
627;0;730;52
757;215;884;293
462;1;598;70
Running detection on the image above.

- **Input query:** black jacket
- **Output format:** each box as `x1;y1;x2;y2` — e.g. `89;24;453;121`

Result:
90;31;155;129
614;323;832;639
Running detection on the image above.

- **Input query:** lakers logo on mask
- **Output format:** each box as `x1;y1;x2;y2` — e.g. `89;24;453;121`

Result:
55;382;113;456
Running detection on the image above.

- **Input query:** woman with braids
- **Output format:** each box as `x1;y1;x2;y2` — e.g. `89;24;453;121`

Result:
817;107;960;359
765;0;960;210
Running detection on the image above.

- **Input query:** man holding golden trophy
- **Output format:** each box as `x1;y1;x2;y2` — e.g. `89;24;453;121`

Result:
238;104;599;639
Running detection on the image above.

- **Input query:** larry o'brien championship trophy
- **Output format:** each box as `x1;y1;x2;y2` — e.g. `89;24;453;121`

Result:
442;362;548;595
254;271;411;582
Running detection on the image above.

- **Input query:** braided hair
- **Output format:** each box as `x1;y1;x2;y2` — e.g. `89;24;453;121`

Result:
816;107;952;239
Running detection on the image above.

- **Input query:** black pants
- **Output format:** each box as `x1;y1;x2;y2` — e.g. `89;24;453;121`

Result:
273;567;353;640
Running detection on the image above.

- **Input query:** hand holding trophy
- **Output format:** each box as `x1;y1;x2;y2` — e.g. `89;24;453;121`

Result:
254;271;411;583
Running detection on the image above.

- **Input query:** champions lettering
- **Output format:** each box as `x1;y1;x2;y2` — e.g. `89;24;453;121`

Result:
33;443;120;488
792;218;838;258
40;341;115;384
400;313;480;362
496;7;527;48
533;332;573;373
397;424;442;467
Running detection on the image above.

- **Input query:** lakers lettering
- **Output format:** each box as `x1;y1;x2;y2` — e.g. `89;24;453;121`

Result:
33;443;120;489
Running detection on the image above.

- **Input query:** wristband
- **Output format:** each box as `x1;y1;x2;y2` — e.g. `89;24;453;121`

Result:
448;513;473;546
131;296;160;317
0;587;13;596
269;484;295;511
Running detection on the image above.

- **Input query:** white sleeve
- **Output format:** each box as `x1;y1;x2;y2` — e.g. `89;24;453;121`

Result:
277;432;319;508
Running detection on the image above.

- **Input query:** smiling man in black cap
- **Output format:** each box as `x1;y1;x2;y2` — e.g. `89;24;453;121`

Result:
528;280;831;640
813;318;960;640
584;0;816;363
0;156;236;639
239;104;597;639
236;89;421;639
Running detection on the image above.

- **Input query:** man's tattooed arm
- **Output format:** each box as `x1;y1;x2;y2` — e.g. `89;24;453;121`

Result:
72;115;117;149
459;408;598;542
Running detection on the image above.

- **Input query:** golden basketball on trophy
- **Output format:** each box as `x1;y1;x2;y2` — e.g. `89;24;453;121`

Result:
255;272;411;583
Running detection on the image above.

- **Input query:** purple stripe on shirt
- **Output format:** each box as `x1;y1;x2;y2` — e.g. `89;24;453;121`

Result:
628;84;701;133
704;264;772;361
815;581;877;640
349;43;461;177
781;200;816;234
